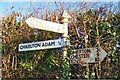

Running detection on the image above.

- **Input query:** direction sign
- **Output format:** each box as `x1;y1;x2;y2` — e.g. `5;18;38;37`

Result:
70;47;107;64
19;39;64;51
25;17;64;33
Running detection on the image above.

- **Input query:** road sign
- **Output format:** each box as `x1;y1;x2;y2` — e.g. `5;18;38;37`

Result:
24;11;71;59
25;17;64;33
70;47;107;64
19;39;64;51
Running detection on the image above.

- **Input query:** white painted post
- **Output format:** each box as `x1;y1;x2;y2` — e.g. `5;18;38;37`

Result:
62;10;71;59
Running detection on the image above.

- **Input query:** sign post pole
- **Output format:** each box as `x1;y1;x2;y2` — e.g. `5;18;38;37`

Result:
62;10;71;59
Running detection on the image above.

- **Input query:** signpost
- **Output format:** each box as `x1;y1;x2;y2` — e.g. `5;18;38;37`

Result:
70;47;107;64
19;39;64;51
17;10;109;79
20;10;107;65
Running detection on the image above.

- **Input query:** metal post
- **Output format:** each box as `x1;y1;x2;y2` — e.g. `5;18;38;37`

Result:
62;10;71;59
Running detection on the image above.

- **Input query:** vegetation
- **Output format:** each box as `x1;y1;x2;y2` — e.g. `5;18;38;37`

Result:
1;2;120;79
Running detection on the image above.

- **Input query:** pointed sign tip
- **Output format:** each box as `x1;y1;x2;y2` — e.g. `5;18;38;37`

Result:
62;10;71;19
